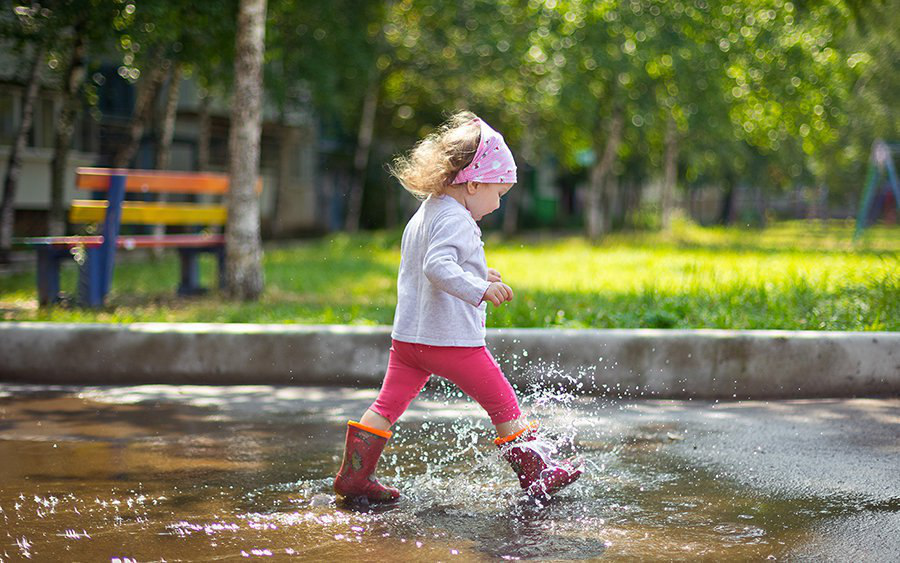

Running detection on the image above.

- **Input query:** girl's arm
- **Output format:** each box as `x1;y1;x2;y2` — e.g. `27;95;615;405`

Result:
423;214;491;307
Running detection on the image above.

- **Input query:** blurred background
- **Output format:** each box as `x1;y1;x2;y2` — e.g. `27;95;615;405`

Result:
1;0;897;238
0;0;897;329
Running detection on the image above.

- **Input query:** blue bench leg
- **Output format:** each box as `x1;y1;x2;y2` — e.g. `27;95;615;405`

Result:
37;247;63;306
178;248;205;296
78;247;107;307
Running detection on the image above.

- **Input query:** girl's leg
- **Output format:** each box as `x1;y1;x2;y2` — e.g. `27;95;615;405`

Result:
359;409;393;432
334;341;430;503
422;346;525;438
495;417;531;439
365;340;431;428
419;345;583;498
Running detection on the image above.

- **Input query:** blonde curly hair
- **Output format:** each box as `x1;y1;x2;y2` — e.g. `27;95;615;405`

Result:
388;111;481;199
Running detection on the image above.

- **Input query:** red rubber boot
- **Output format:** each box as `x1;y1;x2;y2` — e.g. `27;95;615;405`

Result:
496;424;583;498
333;421;400;503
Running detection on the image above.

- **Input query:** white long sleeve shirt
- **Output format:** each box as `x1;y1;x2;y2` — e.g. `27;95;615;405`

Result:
391;194;492;347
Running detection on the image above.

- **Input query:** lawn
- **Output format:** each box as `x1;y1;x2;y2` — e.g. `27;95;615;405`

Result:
1;219;897;331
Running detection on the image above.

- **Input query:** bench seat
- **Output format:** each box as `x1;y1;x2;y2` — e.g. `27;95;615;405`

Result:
18;233;225;249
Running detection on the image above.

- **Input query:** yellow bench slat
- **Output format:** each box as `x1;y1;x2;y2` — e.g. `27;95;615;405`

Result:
69;200;227;226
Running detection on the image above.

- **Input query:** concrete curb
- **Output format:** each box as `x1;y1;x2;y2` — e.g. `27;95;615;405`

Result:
1;322;897;398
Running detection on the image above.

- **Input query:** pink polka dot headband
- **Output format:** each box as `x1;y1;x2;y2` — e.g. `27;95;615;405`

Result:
451;117;517;185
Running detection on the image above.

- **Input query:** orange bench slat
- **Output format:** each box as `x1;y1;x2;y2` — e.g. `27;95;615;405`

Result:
75;167;262;194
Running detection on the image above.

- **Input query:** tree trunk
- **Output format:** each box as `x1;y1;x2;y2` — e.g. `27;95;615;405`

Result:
271;120;298;237
197;88;211;172
344;72;379;232
48;30;87;236
385;180;397;228
112;56;167;169
756;185;767;228
151;63;182;254
586;107;624;241
627;179;644;228
503;123;533;237
719;180;736;225
0;42;45;263
660;114;678;231
225;0;267;300
155;63;181;170
502;180;523;236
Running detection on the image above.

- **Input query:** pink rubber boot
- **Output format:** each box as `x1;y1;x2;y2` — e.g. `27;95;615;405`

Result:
496;424;583;498
333;421;400;503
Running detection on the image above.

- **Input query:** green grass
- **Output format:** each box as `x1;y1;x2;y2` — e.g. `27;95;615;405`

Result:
1;219;897;330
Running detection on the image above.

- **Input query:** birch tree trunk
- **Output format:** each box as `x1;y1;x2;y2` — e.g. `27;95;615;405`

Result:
660;114;678;231
719;178;736;225
48;30;86;236
344;72;379;232
586;107;624;241
112;56;167;169
271;119;298;236
197;89;211;172
225;0;267;300
502;183;523;236
0;42;44;262
503;123;532;236
151;63;182;252
155;63;181;170
385;171;397;228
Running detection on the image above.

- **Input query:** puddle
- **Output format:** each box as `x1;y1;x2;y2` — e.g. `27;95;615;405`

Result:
0;384;897;561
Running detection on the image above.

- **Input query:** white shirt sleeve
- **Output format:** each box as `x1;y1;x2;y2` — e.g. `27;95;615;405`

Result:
422;212;491;307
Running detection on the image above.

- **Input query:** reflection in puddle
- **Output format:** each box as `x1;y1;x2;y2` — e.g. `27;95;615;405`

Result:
0;384;897;560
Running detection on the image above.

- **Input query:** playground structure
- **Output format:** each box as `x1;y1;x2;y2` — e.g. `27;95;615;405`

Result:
855;139;900;238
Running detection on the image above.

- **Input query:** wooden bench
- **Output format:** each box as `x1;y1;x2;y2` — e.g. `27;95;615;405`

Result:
16;167;260;307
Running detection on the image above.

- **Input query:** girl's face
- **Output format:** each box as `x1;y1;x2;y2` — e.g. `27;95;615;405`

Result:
465;182;514;221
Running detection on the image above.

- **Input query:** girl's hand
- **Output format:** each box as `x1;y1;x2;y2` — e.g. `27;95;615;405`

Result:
483;281;514;306
487;268;503;283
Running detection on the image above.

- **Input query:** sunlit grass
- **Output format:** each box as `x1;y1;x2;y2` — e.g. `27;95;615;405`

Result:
0;220;897;330
482;220;897;331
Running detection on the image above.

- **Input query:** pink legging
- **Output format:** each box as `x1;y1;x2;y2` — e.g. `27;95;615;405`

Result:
370;339;522;425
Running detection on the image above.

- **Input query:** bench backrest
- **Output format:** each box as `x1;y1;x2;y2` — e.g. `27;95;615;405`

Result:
76;168;233;194
69;167;262;227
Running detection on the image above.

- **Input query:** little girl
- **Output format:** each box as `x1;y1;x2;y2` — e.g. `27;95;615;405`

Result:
333;111;583;503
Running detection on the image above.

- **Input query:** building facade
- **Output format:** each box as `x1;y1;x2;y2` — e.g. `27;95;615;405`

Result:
0;48;319;238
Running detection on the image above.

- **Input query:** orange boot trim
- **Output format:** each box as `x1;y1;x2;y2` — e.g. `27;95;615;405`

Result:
348;420;393;439
494;421;539;446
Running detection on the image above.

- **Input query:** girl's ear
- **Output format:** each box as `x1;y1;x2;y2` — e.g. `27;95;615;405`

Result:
466;181;479;195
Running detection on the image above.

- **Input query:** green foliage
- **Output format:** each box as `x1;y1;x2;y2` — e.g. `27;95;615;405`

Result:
109;1;238;90
1;223;896;330
298;0;896;210
266;0;386;129
4;0;897;214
